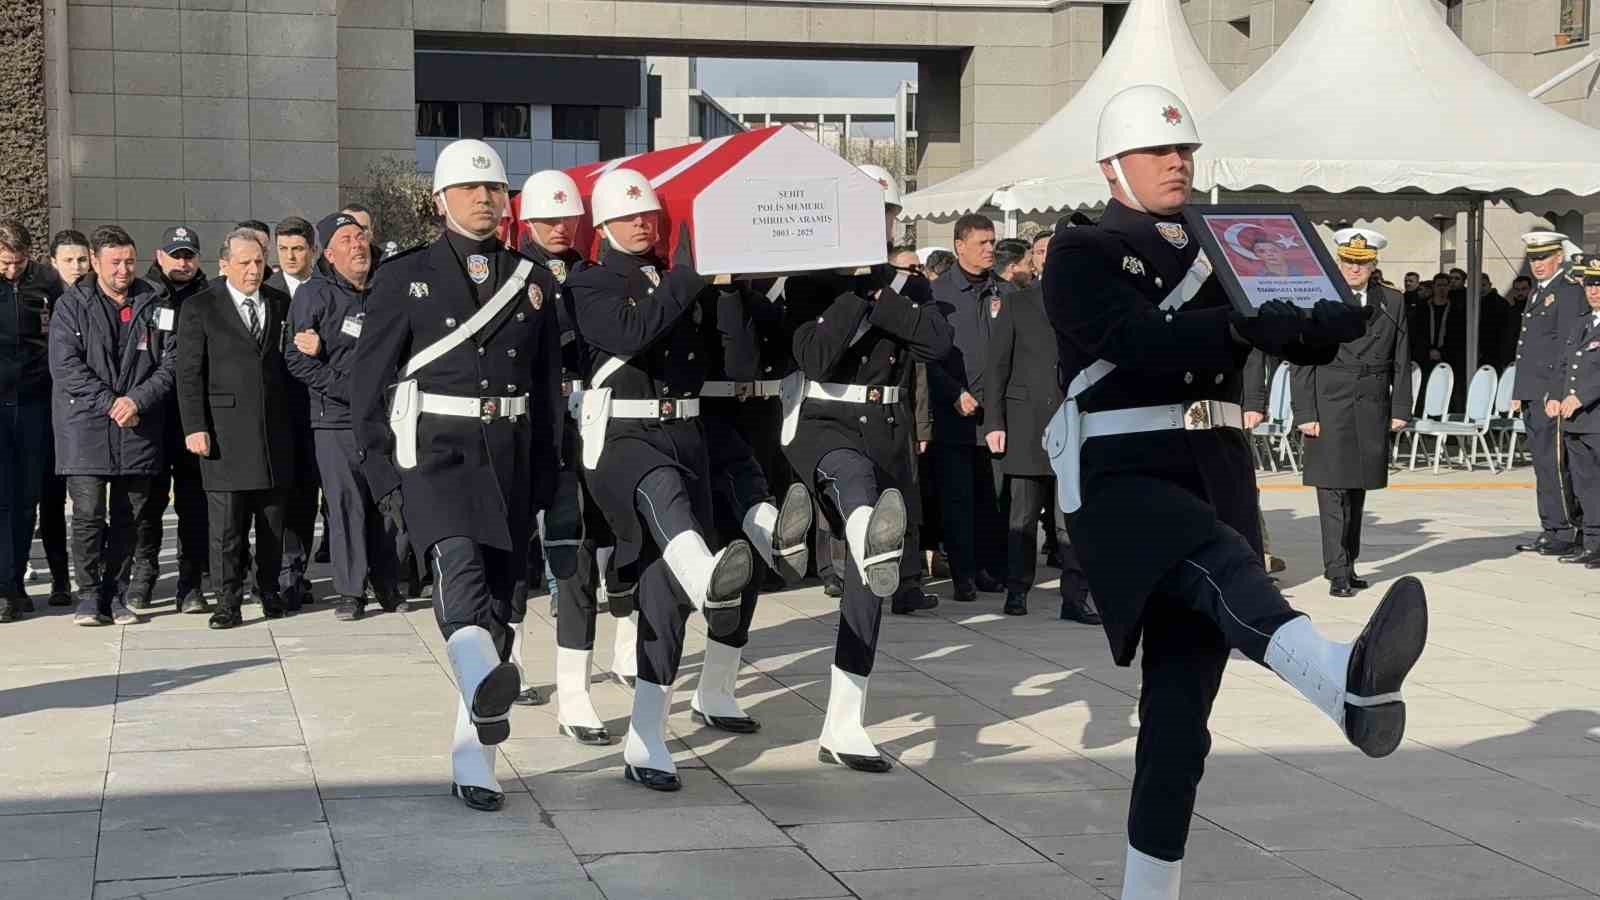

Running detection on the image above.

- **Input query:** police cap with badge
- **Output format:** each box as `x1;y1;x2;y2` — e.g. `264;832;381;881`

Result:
1332;227;1386;265
1522;230;1572;261
160;225;201;257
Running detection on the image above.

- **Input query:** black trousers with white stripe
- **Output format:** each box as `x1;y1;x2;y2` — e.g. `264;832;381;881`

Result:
1129;524;1302;864
814;448;886;677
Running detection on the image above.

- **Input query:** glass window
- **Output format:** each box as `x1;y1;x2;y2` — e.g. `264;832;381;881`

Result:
1561;0;1589;38
553;105;600;142
485;103;530;139
905;91;917;132
416;102;459;138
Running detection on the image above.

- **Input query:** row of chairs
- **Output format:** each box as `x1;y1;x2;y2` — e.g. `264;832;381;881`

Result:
1251;361;1524;474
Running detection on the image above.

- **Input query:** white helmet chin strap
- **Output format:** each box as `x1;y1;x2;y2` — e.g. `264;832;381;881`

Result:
600;223;644;257
438;192;501;242
1108;157;1147;214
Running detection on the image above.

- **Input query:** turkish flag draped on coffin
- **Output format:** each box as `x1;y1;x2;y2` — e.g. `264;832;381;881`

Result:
504;125;889;276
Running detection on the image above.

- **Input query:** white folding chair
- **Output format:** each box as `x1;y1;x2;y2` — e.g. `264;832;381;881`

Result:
1251;362;1298;472
1414;365;1499;473
1487;364;1520;469
1406;363;1455;470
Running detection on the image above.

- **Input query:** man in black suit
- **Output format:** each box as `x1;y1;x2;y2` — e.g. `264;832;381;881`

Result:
265;216;320;610
1409;273;1467;413
178;229;299;629
984;278;1099;622
1556;258;1600;566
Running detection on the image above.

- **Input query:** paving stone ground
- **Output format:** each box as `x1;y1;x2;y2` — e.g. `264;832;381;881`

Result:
2;469;1598;899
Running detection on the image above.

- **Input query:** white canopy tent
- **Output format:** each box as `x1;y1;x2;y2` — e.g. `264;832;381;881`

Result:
1194;0;1600;375
896;0;1227;223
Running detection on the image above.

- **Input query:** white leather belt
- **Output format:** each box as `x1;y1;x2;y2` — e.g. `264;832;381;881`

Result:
701;379;784;399
612;397;701;420
562;378;584;395
805;382;901;405
1082;400;1244;439
418;391;528;423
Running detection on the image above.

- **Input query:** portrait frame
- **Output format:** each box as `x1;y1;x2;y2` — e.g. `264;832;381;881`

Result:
1180;204;1355;318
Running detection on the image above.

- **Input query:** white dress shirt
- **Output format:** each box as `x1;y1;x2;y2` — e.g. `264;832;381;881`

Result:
225;281;263;335
282;271;308;298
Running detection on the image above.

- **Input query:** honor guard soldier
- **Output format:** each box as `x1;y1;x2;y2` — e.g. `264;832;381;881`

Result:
779;180;954;773
351;139;563;812
1043;85;1428;900
566;168;756;792
1513;231;1588;556
510;168;623;743
1555;257;1600;566
284;213;408;621
1291;229;1412;597
692;277;815;734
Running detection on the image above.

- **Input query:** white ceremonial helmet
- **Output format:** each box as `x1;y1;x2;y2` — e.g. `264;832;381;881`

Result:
519;170;585;220
1096;84;1202;162
432;139;509;195
858;164;902;209
590;168;661;225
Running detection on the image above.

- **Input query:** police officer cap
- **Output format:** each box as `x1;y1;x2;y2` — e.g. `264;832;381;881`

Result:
433;139;508;195
1333;227;1387;264
1522;230;1569;259
1096;84;1202;162
1579;255;1600;285
160;225;201;256
316;212;362;248
858;164;902;210
519;170;585;220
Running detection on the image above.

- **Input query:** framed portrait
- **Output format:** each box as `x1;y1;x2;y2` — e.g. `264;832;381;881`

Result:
1180;205;1354;318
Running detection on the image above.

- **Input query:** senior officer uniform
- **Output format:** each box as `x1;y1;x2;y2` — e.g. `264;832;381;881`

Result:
1045;86;1428;900
1556;259;1600;566
567;168;756;792
351;140;562;812
694;278;814;734
1291;229;1411;597
1512;232;1589;555
781;250;953;772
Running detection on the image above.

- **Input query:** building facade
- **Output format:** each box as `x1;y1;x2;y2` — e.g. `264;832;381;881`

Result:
20;0;1600;269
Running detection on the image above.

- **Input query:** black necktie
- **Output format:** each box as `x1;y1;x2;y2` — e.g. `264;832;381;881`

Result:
244;297;261;344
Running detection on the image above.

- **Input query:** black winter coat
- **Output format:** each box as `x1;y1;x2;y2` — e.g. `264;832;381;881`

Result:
351;236;562;560
983;284;1062;477
1292;283;1411;490
285;270;376;430
1043;200;1339;666
1;261;62;405
781;272;952;530
49;278;175;477
928;268;1009;445
177;281;298;492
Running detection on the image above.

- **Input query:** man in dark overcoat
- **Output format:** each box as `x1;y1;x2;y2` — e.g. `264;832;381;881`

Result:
1555;258;1600;566
1291;229;1411;597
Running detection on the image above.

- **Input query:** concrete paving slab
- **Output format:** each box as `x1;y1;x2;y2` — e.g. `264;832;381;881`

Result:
788;816;1043;871
0;812;98;862
738;774;971;825
584;847;845;900
110;690;303;751
1281;844;1583;899
0;858;94;900
336;832;586;898
116;648;284;695
551;805;791;854
92;871;346;900
837;862;1107;899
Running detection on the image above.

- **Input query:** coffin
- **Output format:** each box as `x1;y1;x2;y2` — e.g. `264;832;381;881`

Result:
506;126;888;275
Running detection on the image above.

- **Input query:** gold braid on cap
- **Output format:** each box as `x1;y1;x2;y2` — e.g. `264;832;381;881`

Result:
1526;240;1563;256
1336;234;1377;263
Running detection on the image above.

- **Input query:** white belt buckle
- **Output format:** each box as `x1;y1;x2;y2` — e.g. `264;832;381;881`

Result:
1184;401;1217;430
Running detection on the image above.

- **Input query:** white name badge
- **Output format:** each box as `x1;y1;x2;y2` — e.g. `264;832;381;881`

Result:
155;308;176;331
341;315;364;338
136;338;149;352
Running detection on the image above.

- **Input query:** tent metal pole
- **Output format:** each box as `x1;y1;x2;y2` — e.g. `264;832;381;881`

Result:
1004;208;1018;239
1466;196;1485;379
1529;49;1600;99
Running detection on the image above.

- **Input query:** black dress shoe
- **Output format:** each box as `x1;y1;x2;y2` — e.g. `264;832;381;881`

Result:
953;580;978;603
691;708;761;734
1003;591;1028;616
470;662;521;745
48;583;73;607
822;573;843;597
1539;538;1579;556
891;587;939;615
376;592;411;614
208;605;242;629
559;722;612;745
1329;578;1357;598
1566;549;1600;566
15;594;35;614
817;745;892;773
1349;577;1371;590
451;783;504;811
514;687;546;706
260;593;286;619
335;597;366;621
623;764;681;791
1059;594;1101;624
1515;536;1551;553
1559;547;1593;563
974;572;1005;593
180;593;210;615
